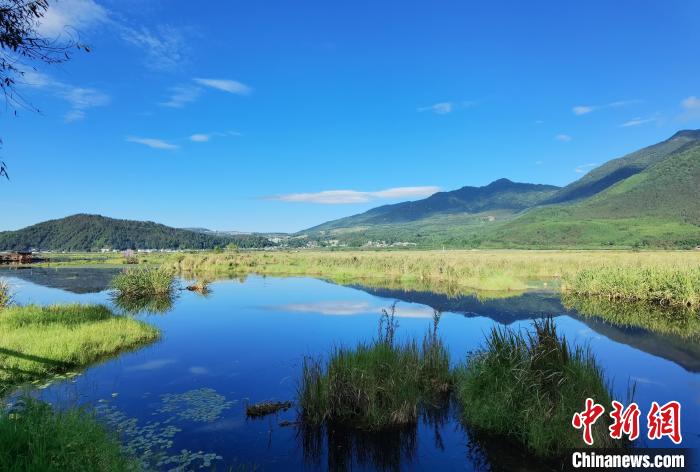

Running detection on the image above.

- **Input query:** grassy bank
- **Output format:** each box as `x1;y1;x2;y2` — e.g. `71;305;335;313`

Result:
455;318;616;457
299;309;451;430
0;398;139;472
0;304;159;393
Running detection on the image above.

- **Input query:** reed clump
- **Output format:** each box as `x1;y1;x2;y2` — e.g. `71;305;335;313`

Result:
455;318;616;457
299;308;452;430
111;267;176;298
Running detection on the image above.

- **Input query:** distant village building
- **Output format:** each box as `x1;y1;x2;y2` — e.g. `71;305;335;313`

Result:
0;251;40;264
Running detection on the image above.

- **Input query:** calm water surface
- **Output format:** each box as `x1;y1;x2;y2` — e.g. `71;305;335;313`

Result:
1;267;698;471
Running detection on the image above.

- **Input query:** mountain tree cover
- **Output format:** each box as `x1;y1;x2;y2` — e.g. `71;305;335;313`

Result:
0;214;273;251
0;0;87;179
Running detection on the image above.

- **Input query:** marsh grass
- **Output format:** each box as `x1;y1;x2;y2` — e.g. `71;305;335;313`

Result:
454;318;617;457
111;267;177;298
0;279;13;308
563;266;700;308
0;397;140;472
171;250;700;307
0;304;159;392
299;307;452;430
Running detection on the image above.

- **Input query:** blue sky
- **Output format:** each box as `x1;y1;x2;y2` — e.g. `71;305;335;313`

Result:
2;0;700;232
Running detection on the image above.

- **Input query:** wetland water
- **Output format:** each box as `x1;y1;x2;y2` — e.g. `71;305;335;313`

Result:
1;267;698;471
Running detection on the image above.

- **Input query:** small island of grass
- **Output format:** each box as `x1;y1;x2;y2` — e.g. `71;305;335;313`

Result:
0;303;160;392
455;318;618;457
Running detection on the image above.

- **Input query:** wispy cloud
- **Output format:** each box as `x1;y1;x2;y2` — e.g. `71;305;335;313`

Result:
268;186;440;204
417;100;474;115
189;131;240;143
126;136;179;150
555;134;572;142
194;78;252;95
20;71;109;121
37;0;108;38
573;100;640;116
160;85;201;108
620;116;657;128
120;24;188;71
681;96;700;110
575;163;598;174
675;96;700;122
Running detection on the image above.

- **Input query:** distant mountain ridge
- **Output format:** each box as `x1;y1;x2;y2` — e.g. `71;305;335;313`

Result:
307;178;560;233
302;129;700;248
0;214;272;251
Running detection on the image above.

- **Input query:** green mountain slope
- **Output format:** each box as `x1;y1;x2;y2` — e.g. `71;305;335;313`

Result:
545;130;700;204
305;179;560;234
486;139;700;248
0;214;272;251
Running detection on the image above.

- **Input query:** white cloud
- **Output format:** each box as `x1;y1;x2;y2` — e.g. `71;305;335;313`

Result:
194;78;251;95
575;163;598;174
37;0;108;38
573;100;640;116
269;186;440;204
555;134;572;142
20;71;109;121
189;131;240;143
418;102;453;114
189;134;210;142
126;136;179;150
120;25;188;71
573;106;595;116
160;85;201;108
620;116;656;128
273;301;435;318
681;96;700;110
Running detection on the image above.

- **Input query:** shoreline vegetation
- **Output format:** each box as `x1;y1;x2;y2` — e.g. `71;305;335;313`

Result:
167;250;700;308
0;303;160;394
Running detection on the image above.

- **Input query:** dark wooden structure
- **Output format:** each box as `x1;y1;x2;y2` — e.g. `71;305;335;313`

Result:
0;251;39;264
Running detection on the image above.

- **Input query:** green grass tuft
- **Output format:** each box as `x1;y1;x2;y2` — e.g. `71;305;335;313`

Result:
299;309;452;430
455;318;617;457
0;279;13;308
0;397;140;472
111;267;176;298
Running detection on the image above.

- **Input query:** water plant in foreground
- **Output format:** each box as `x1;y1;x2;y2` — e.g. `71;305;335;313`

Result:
299;306;452;430
454;318;618;457
111;266;177;298
0;279;13;308
0;304;160;393
0;397;140;472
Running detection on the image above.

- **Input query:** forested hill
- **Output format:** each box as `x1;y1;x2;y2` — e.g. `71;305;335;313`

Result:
0;214;272;251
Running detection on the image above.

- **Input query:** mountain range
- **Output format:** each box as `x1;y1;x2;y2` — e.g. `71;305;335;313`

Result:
2;130;699;251
300;129;700;248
